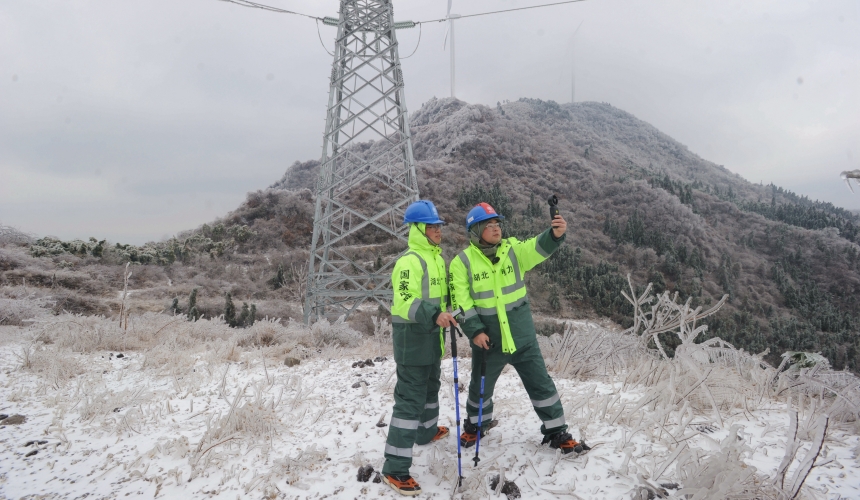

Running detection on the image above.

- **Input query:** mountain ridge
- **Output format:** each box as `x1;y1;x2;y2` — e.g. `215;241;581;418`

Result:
268;96;860;369
4;97;859;372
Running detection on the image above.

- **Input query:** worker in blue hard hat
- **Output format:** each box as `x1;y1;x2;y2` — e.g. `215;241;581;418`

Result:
449;202;590;455
381;199;458;496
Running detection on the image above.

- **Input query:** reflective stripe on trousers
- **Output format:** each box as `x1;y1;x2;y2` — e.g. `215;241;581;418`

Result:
541;415;566;429
384;444;412;458
469;412;494;424
531;393;560;408
467;398;491;409
390;417;420;430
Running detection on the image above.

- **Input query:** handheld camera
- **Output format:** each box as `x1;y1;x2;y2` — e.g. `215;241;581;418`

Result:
548;195;559;221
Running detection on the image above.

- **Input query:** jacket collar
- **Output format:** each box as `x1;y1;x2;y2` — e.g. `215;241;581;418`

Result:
468;238;510;265
408;223;442;257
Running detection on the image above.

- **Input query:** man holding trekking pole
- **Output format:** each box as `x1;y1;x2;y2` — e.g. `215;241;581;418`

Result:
381;200;458;497
449;201;589;455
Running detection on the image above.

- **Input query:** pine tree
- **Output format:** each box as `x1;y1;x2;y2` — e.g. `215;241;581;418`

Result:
224;292;236;327
524;193;542;218
549;286;561;312
648;266;667;295
270;264;285;290
187;288;201;321
238;302;250;328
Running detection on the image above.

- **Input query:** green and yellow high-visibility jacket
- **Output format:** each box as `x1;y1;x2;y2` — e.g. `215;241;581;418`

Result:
390;223;448;365
449;229;565;354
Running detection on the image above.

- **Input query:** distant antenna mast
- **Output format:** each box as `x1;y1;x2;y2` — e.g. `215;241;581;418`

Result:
570;20;583;103
305;0;419;323
444;0;459;98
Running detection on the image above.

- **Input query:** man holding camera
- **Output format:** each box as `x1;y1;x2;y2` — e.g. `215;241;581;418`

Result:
449;201;589;454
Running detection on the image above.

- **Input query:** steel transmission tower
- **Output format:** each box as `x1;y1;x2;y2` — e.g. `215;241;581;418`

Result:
304;0;419;323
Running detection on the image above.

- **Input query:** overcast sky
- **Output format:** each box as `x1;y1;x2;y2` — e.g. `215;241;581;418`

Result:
2;0;858;245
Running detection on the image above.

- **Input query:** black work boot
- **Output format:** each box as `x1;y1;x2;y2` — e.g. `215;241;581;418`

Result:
541;431;591;455
459;418;499;448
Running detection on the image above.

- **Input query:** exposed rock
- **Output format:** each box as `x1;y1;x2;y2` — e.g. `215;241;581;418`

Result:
373;356;387;363
351;381;367;389
0;414;26;426
25;450;38;457
489;476;521;500
372;472;382;483
352;358;375;368
356;464;374;482
284;357;301;367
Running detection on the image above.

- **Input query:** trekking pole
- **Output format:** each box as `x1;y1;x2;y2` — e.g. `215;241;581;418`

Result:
449;325;464;486
473;347;488;467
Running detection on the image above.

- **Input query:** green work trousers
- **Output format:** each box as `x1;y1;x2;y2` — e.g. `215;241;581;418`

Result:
382;361;442;476
466;341;567;436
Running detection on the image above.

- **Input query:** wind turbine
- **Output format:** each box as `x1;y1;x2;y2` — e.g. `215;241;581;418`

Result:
570;20;583;103
443;0;460;98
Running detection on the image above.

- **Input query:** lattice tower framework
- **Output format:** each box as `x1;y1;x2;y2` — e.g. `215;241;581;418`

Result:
304;0;419;323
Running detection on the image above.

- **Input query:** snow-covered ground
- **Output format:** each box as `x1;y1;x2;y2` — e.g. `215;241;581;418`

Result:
1;323;859;499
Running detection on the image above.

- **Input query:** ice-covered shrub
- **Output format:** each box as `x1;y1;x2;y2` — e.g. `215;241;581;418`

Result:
23;346;85;386
0;224;35;245
309;315;363;347
671;425;760;498
539;321;641;379
0;286;54;325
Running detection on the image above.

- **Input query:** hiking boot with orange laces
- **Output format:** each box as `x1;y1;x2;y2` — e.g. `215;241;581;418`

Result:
382;474;422;496
430;425;449;442
542;431;590;455
459;419;499;448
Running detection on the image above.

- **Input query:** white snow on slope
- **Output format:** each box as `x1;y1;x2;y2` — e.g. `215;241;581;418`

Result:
1;325;859;499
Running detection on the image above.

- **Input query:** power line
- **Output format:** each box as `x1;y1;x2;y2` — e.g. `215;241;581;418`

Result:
218;0;588;26
217;0;322;20
400;23;423;59
417;0;588;24
315;19;334;56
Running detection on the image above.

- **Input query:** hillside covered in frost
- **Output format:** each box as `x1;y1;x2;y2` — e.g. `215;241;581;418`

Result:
3;97;860;499
273;97;860;371
3;97;859;373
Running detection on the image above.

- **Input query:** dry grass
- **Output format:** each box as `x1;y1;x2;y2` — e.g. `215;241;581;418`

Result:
2;270;857;498
534;276;860;499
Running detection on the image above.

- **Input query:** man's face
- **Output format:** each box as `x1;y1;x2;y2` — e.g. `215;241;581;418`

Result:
425;223;442;245
481;219;502;245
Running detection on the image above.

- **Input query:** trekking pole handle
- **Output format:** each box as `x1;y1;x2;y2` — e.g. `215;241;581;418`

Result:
480;348;487;376
450;308;465;338
449;326;458;358
451;307;465;322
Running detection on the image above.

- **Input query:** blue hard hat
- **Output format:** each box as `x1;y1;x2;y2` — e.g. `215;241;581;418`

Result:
403;200;445;225
466;202;505;230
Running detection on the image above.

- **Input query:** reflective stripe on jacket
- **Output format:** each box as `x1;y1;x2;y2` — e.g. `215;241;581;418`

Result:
450;229;564;354
390;223;448;365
